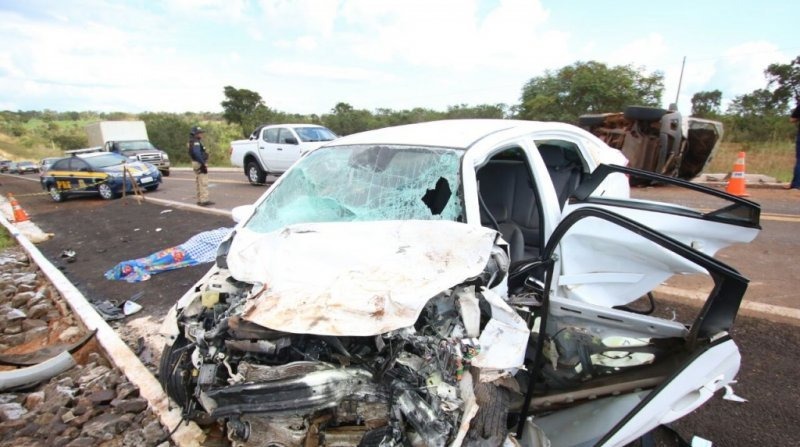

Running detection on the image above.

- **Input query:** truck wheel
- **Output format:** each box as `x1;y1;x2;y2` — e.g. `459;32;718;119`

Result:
624;106;668;122
161;169;170;177
246;161;267;185
48;186;64;202
98;183;117;200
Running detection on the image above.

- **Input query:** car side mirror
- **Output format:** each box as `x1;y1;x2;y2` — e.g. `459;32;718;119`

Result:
284;137;298;145
231;204;255;223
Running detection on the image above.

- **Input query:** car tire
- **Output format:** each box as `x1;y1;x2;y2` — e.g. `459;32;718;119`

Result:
624;106;668;121
246;160;267;185
466;382;509;444
578;114;608;128
145;184;159;192
48;186;64;202
98;183;116;200
159;336;191;408
161;169;170;177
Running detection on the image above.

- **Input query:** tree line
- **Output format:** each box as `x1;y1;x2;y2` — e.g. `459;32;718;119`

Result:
1;56;797;164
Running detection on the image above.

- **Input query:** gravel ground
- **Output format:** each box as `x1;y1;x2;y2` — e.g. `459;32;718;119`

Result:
0;246;173;447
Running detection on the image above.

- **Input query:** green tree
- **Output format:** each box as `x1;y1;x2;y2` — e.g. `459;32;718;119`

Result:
220;86;272;137
322;102;375;136
518;61;664;122
51;131;88;150
765;55;800;104
726;89;787;117
690;90;722;118
445;104;507;119
724;89;792;142
140;112;192;163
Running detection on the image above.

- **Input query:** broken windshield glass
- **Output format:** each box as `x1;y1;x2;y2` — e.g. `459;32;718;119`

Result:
246;145;464;233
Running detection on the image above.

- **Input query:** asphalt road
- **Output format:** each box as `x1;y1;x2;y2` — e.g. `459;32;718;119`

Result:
0;171;798;445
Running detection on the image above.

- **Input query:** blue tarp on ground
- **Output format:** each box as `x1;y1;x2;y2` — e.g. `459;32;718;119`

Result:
104;227;233;282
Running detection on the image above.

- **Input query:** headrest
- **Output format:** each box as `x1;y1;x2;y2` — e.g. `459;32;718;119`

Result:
538;144;568;168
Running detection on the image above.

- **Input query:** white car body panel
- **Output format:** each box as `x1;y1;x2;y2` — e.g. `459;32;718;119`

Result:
601;339;741;446
553;208;759;307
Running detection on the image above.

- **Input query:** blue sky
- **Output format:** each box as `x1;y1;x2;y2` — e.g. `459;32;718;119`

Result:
0;0;796;115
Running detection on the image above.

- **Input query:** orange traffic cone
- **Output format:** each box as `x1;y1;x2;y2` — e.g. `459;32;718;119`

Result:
8;194;29;223
725;151;749;197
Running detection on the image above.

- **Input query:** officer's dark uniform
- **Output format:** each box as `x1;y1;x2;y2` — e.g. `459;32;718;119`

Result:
188;126;212;206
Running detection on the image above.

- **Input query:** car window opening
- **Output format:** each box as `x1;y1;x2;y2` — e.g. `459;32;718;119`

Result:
476;148;542;262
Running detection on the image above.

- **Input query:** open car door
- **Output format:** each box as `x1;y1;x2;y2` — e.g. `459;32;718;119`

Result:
515;207;749;446
558;164;760;307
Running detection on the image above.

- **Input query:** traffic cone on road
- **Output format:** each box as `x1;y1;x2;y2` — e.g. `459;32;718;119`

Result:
8;194;29;223
725;151;749;197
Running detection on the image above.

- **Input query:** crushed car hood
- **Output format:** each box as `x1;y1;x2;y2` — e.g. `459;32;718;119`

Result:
227;220;498;336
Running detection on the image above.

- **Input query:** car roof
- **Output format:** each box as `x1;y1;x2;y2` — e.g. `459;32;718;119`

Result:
324;119;593;149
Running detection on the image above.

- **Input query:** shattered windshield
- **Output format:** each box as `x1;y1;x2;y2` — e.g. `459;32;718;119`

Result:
245;144;464;233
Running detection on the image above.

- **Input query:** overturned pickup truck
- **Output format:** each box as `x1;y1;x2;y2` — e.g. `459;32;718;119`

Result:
160;120;760;446
578;106;723;184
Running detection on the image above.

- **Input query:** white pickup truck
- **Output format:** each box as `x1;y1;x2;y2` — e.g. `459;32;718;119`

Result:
229;124;337;185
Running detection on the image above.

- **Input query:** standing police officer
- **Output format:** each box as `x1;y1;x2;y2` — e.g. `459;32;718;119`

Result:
188;126;213;206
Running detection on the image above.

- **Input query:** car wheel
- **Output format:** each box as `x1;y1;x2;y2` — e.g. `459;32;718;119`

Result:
246;161;267;185
161;169;170;177
48;186;64;202
624;106;668;122
98;183;116;200
466;383;509;444
159;335;192;408
145;184;159;192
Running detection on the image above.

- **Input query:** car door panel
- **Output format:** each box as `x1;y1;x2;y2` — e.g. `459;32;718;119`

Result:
599;339;740;446
258;128;280;172
565;164;760;257
518;206;750;445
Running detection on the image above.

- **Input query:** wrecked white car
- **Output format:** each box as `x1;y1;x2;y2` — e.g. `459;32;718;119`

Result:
160;120;760;446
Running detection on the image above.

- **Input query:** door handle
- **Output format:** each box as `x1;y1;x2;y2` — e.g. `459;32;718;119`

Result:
277;147;283;151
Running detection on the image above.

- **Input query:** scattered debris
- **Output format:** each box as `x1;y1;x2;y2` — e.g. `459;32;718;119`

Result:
91;300;125;321
122;300;142;316
60;249;76;263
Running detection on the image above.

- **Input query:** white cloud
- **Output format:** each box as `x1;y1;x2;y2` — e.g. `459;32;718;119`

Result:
274;35;319;51
709;42;788;99
336;0;561;73
262;61;397;82
258;0;341;37
165;0;250;21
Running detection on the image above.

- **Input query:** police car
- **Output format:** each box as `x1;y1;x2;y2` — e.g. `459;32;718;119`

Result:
40;152;162;202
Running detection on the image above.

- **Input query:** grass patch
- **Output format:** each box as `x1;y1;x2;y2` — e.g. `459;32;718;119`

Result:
0;227;13;251
706;140;795;182
0;132;62;161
